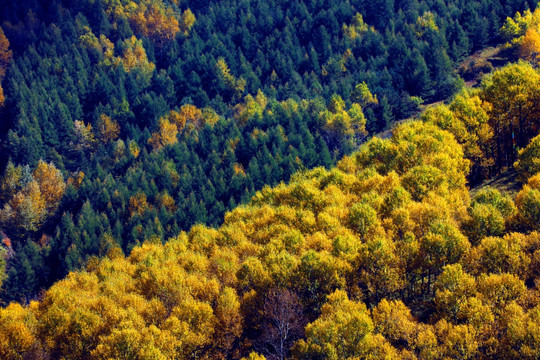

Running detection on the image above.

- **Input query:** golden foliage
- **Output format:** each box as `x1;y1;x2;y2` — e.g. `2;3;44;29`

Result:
0;26;12;106
156;191;176;212
520;28;540;62
500;9;535;41
180;9;196;35
120;36;155;76
175;104;202;129
130;2;180;43
129;193;150;218
0;303;36;359
216;57;245;98
33;160;66;213
292;290;399;359
320;94;367;150
0;84;4;107
233;91;268;125
9;63;540;358
148;117;178;151
129;139;140;158
0;161;65;236
343;13;376;40
416;11;439;36
100;0;188;44
96;114;120;143
0;27;12;79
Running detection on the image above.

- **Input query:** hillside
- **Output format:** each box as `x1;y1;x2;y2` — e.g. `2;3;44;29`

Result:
2;0;540;358
0;0;537;303
1;61;540;358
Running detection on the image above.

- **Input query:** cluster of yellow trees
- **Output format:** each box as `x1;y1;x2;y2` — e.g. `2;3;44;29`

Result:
78;0;197;83
422;61;540;182
342;13;376;40
150;85;374;154
3;62;540;359
79;27;156;78
0;161;65;240
148;104;220;151
0;26;12;106
101;0;195;44
501;6;540;63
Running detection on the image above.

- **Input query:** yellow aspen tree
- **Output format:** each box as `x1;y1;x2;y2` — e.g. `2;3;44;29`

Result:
129;193;150;218
0;303;36;359
201;107;220;127
343;13;375;40
372;299;417;347
233;94;265;125
213;287;243;356
177;104;202;128
434;320;479;359
96;114;120;143
481;62;540;169
434;264;477;322
148;117;178;151
0;180;47;233
351;82;378;108
180;9;196;35
128;139;140;158
242;353;266;360
0;85;4;107
520;28;540;62
515;133;540;180
515;173;540;229
216;57;237;90
500;10;533;41
120;36;155;76
156;191;176;212
33;160;66;213
291;290;399;359
0;27;11;78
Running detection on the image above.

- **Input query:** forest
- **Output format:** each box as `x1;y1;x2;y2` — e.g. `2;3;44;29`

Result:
0;0;536;304
1;0;540;358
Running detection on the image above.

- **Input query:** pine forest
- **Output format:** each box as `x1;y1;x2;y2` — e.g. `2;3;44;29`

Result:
1;0;540;358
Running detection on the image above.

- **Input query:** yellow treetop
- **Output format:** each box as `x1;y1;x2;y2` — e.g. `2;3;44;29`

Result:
148;117;178;151
96;114;120;143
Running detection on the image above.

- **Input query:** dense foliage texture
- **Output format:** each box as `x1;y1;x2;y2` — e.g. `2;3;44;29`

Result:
0;0;534;301
2;62;540;358
1;0;540;357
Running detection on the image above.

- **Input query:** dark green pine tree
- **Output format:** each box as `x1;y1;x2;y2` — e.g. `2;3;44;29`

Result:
404;49;432;99
47;213;80;283
376;95;394;132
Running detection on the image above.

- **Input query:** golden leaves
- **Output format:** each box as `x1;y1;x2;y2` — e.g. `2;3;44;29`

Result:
0;26;12;106
0;161;65;235
0;303;36;359
148;117;178;151
180;9;196;36
343;13;376;40
319;94;367;150
33;160;66;213
99;0;191;45
129;193;151;218
96;114;120;143
120;36;155;76
520;28;540;63
131;3;181;43
148;104;218;152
